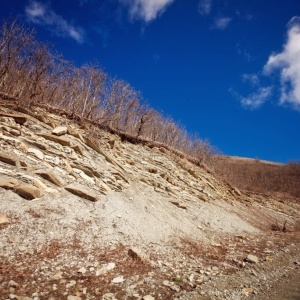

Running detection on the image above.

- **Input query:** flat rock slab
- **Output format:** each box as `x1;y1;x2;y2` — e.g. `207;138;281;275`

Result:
36;132;71;147
0;112;27;125
15;184;42;200
65;183;99;201
52;126;68;136
0;177;42;200
35;171;65;187
0;153;19;166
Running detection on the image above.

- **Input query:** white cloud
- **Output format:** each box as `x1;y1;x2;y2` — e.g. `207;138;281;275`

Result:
242;73;260;86
213;17;231;30
263;16;300;109
119;0;174;23
198;0;212;16
25;1;85;43
238;87;273;109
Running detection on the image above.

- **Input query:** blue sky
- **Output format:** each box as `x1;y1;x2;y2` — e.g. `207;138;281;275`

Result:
1;0;300;163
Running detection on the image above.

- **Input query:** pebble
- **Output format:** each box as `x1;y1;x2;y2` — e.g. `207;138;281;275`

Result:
111;276;124;283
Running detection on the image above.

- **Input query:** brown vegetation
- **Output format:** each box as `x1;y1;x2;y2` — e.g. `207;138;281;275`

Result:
0;18;214;164
208;156;300;198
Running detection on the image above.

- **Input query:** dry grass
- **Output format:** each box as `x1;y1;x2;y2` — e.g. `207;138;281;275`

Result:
208;156;300;199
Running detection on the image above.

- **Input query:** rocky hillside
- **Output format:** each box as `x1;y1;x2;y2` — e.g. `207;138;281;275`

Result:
0;101;300;300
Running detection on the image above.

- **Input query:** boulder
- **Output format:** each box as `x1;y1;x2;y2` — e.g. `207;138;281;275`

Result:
65;183;98;201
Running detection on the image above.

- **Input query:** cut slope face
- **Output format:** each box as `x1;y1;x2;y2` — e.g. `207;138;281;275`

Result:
0;102;300;299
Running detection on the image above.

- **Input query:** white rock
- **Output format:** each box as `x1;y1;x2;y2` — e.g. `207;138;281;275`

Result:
111;276;124;283
78;267;87;274
67;296;81;300
96;263;115;276
143;296;155;300
246;254;259;264
52;126;68;136
52;271;63;279
8;280;19;287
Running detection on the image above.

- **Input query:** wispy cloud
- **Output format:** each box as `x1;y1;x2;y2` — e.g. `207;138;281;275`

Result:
235;87;273;109
263;16;300;110
119;0;174;23
198;0;212;16
25;1;85;43
212;17;232;30
242;73;260;86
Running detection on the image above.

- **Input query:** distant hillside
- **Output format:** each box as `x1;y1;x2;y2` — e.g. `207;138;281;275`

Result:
207;155;300;199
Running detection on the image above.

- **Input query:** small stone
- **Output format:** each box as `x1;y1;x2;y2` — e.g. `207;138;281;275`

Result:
8;280;18;287
67;296;81;300
0;211;10;225
143;296;155;300
102;293;117;300
128;247;147;262
8;294;17;299
52;271;63;279
242;287;254;296
111;276;124;283
78;267;87;274
96;263;115;276
245;254;259;264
